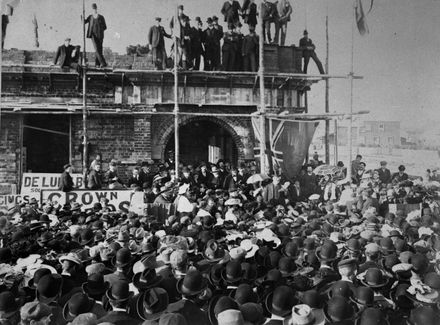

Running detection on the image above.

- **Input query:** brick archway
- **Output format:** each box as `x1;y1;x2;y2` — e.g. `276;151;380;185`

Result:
156;115;248;162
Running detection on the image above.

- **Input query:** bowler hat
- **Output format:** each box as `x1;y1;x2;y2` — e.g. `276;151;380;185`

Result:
300;290;323;309
329;281;353;299
241;262;257;282
356;308;388;325
360;268;389;288
155;17;162;22
112;248;133;268
278;257;297;277
424;272;440;290
240;303;264;325
82;273;109;298
221;260;243;284
410;253;429;274
37;274;63;304
91;3;97;9
316;242;337;261
265;285;297;317
209;263;224;287
106;280;132;302
177;269;207;296
0;291;19;318
380;237;395;255
282;241;299;258
346;238;361;252
28;267;52;289
350;286;374;307
323;296;355;323
136;287;169;321
80;228;95;246
230;284;258;305
133;267;163;290
63;293;95;321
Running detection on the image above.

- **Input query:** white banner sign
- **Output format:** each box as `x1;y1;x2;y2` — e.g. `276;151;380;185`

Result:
21;173;84;199
42;190;133;213
0;194;31;212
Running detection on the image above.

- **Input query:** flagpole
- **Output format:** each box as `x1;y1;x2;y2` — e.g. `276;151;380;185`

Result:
258;1;267;175
82;0;88;183
347;0;356;182
174;2;179;178
324;5;330;164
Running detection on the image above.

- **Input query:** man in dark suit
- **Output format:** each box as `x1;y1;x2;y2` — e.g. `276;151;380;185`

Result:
377;161;392;184
196;164;211;187
203;18;217;71
59;164;74;192
53;38;81;69
242;0;257;27
299;30;325;74
87;163;103;190
223;167;243;190
242;25;258;72
212;16;223;70
222;23;238;71
127;167;143;189
191;17;204;71
261;0;279;44
148;17;171;70
84;3;107;68
300;165;318;198
221;0;241;27
97;280;140;325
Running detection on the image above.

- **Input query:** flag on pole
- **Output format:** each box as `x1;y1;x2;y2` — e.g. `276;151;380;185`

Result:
355;0;369;36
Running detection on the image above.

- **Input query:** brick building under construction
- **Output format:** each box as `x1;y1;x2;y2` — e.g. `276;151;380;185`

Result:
0;45;324;193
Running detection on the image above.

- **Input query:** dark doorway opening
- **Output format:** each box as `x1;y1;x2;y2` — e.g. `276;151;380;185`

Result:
23;115;70;173
165;119;238;166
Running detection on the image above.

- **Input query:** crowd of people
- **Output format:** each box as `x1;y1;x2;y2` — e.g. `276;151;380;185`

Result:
0;152;438;324
52;1;326;74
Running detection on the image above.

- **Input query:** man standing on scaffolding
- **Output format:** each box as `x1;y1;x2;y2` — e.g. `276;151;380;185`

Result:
299;30;325;74
276;0;292;46
84;3;107;68
148;17;171;70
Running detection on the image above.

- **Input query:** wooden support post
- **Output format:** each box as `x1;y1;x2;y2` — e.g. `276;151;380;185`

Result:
82;0;88;181
173;2;179;178
69;115;72;165
258;1;267;174
325;10;330;164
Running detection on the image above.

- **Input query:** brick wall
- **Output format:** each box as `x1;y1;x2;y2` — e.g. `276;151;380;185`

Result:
150;113;255;162
71;115;151;182
0;116;20;192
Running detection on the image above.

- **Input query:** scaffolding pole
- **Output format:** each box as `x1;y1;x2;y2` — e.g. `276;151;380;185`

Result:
173;2;179;177
325;7;330;164
82;0;88;182
347;0;356;182
258;1;267;174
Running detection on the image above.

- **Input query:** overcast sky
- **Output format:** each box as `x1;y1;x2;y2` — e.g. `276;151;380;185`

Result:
4;0;440;130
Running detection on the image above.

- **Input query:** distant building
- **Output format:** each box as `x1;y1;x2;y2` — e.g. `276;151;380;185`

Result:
322;120;401;148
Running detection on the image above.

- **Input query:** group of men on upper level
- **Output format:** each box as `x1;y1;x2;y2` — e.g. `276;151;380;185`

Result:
52;1;326;75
